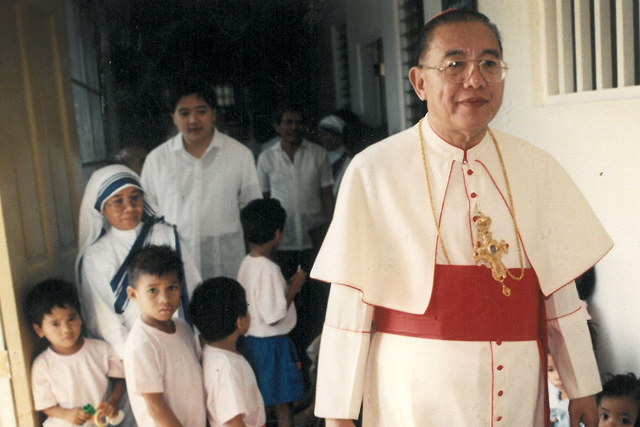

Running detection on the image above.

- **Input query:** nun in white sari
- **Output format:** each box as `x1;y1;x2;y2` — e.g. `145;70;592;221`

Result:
76;165;202;358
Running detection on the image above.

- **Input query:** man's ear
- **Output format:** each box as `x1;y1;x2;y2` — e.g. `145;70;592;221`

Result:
126;286;137;302
32;324;45;338
409;66;428;101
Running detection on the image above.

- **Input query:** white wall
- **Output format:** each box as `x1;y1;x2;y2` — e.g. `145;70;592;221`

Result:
481;0;640;375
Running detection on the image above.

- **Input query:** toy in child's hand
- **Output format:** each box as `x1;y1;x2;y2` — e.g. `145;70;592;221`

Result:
81;403;124;427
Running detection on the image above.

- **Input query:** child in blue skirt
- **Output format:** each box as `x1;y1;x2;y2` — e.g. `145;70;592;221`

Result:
238;198;306;426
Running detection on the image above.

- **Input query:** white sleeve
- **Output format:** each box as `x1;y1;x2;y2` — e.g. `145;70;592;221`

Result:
31;356;57;411
123;335;164;394
315;284;373;420
140;151;161;212
81;257;130;358
546;281;601;399
205;357;247;425
255;153;271;193
238;151;262;208
254;265;289;325
178;232;202;297
319;150;334;188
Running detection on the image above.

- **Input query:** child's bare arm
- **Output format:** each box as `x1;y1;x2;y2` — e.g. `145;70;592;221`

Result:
100;377;126;418
286;270;306;307
224;414;248;427
42;405;92;426
142;392;183;427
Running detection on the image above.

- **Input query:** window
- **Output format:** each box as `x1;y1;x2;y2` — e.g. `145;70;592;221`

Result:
399;0;426;127
331;23;352;109
543;0;640;99
64;0;110;182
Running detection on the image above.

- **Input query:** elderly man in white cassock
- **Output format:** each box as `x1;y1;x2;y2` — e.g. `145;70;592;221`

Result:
311;9;612;427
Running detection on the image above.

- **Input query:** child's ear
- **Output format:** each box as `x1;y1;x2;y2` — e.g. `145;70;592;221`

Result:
32;324;45;338
126;286;137;302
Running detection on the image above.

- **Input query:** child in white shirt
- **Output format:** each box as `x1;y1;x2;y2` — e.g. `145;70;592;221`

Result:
25;279;125;427
123;245;206;427
189;277;266;427
238;198;306;426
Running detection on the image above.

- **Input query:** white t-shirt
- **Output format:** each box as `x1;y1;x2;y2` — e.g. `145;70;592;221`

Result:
202;345;265;427
31;338;124;427
141;130;262;279
237;255;296;337
80;222;201;358
256;140;333;250
123;318;206;427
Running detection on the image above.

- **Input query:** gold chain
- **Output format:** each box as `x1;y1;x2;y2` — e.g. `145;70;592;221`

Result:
418;118;524;281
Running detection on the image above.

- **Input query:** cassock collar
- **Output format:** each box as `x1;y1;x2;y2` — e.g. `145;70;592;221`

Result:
423;118;491;164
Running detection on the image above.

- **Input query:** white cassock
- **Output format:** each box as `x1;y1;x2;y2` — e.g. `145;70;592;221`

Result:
311;116;612;426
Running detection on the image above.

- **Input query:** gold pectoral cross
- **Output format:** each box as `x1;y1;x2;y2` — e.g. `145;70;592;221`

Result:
473;212;512;296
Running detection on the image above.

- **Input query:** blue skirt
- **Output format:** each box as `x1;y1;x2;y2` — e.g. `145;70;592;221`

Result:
242;334;304;406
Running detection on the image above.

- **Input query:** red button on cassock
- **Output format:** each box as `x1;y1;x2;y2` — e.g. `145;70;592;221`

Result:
467;169;474;175
470;192;477;198
497;365;504;370
498;391;503;396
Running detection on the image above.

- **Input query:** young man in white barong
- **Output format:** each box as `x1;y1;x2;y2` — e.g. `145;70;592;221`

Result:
311;9;612;427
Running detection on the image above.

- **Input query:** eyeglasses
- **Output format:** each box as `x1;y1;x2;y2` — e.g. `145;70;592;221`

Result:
104;192;144;213
420;59;509;83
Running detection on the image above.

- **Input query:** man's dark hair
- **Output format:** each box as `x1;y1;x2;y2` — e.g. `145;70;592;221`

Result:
240;198;287;245
166;79;217;112
126;245;184;288
597;373;640;407
188;277;248;342
414;9;503;65
24;279;82;327
271;103;304;126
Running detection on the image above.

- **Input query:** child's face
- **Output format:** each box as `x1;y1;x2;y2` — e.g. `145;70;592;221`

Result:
598;396;640;427
32;305;83;355
127;272;182;330
547;354;566;393
101;187;144;231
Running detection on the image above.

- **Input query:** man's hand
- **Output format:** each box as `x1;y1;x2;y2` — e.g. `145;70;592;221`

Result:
569;395;598;427
325;419;356;427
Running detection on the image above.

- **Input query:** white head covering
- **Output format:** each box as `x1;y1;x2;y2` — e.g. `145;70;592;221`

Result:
77;165;157;255
318;115;346;135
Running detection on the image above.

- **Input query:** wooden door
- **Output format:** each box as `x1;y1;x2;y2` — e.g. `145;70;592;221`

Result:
0;0;83;425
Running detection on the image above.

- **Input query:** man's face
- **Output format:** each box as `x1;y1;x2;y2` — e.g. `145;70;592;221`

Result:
172;94;215;147
275;111;305;147
418;22;504;142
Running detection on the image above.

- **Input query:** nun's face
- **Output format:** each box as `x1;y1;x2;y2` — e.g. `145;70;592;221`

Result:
101;187;144;231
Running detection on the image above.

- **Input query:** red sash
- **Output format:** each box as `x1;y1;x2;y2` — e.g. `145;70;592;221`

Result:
374;264;541;342
374;264;550;424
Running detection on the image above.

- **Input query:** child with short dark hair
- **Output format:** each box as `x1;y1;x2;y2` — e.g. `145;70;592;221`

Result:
123;245;206;427
25;279;125;427
189;277;266;427
596;373;640;427
238;198;306;427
